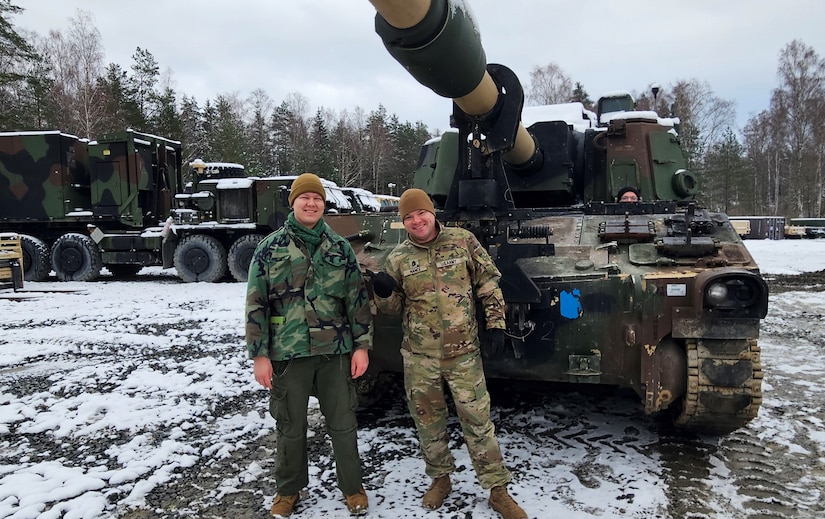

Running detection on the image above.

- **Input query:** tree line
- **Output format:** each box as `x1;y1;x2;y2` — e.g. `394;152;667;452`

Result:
527;43;825;219
2;3;824;217
0;5;429;195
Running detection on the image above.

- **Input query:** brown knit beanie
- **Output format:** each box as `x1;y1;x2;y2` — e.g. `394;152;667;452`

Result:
288;173;326;206
398;188;435;218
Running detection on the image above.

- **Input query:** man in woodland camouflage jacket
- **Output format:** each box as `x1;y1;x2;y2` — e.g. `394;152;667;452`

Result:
245;173;372;518
371;188;527;519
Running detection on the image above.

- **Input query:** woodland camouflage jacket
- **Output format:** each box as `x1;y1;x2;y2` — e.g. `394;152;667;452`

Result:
245;220;372;360
375;225;505;359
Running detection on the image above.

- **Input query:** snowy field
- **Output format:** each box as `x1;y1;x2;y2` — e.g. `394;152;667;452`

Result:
744;238;825;274
0;239;823;518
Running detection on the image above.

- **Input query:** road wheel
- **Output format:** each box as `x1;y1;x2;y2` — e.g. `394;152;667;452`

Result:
51;233;103;282
174;234;227;283
227;234;264;282
106;264;143;278
20;234;51;281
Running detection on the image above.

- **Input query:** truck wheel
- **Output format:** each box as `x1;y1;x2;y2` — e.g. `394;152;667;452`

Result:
174;234;227;283
106;264;143;278
228;234;265;282
20;235;51;281
51;233;103;282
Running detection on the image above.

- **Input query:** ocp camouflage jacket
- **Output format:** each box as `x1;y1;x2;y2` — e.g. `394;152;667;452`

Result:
245;220;372;360
375;225;505;359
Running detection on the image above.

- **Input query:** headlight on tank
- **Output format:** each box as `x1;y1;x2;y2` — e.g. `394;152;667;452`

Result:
706;283;728;306
703;276;764;314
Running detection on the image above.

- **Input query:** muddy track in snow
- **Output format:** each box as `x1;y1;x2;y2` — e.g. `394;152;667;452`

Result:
114;268;825;518
765;268;825;293
115;368;824;519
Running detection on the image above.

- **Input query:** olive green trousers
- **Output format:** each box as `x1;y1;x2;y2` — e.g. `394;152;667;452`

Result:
269;353;363;495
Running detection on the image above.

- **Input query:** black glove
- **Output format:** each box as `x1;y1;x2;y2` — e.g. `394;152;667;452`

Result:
484;328;507;359
372;271;397;298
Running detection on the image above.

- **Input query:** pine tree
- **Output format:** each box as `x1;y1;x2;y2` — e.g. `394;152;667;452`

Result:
309;109;335;181
570;82;593;109
0;0;47;129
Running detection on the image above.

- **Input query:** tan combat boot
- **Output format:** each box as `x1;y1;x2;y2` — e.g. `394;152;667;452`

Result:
270;493;299;517
344;486;369;515
489;485;527;519
421;474;452;509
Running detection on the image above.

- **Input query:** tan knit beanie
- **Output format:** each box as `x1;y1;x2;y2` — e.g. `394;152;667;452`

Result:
288;173;326;206
398;188;435;218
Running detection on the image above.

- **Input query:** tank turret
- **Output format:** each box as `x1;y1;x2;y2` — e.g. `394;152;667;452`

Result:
373;0;542;213
374;0;698;211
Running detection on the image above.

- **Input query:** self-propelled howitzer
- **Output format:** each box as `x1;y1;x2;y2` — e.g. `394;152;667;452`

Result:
358;0;768;434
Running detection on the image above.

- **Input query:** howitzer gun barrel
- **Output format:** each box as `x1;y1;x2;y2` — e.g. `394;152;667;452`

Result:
371;0;535;166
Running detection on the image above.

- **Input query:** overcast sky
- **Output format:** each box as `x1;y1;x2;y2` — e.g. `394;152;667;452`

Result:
12;1;825;134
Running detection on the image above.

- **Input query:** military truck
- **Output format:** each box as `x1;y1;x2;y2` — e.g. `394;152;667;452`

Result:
0;130;182;282
788;217;825;238
340;186;383;213
162;161;363;282
356;0;768;434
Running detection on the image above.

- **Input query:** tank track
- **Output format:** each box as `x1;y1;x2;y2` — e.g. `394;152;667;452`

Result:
675;338;763;434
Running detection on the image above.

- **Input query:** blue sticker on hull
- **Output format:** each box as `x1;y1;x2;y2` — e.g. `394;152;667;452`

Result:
560;289;582;319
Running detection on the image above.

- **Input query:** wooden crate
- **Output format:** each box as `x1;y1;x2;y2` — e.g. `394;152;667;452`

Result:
0;233;24;290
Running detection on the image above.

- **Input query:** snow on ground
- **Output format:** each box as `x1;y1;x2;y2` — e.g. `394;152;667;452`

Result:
0;239;823;518
743;238;825;274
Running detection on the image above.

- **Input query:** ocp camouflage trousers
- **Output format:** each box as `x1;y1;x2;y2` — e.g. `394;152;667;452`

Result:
401;349;511;489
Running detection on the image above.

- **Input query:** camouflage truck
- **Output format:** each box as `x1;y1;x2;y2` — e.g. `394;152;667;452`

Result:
352;0;769;434
0;130;182;281
162;161;365;282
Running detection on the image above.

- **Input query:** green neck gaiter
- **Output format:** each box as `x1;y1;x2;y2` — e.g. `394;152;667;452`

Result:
287;212;325;256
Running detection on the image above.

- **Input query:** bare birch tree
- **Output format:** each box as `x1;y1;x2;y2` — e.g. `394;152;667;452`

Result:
333;107;368;189
38;9;106;138
526;63;573;105
668;78;736;170
771;39;825;217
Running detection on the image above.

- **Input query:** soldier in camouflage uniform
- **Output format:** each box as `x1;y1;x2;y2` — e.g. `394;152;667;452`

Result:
245;173;372;518
372;189;527;519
